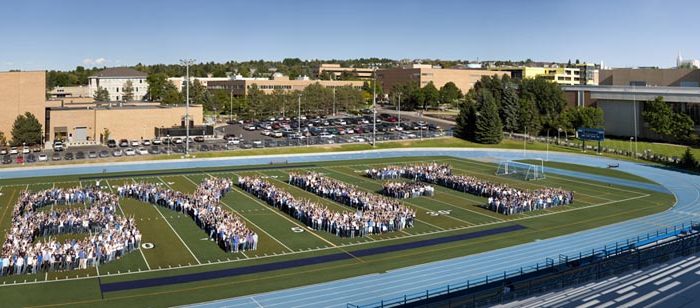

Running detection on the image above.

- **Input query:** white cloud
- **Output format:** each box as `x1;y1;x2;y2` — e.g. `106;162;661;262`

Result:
82;57;109;66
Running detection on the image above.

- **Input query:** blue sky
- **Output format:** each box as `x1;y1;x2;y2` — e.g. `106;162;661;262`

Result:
0;0;697;71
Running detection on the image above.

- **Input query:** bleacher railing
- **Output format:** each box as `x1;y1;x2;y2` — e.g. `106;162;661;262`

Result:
347;221;697;308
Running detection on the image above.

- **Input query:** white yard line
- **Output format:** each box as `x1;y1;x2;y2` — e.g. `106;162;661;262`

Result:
155;176;202;264
105;179;152;271
231;172;339;248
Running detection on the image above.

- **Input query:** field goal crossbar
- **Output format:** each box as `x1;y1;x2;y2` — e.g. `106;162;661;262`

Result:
496;160;545;181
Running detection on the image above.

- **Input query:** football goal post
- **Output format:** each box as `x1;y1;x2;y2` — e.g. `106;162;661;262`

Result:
495;160;545;181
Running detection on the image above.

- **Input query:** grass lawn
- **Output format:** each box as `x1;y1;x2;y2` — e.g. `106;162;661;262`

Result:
517;159;657;184
0;155;675;307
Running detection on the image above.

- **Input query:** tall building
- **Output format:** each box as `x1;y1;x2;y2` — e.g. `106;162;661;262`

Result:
376;64;507;94
0;71;46;143
88;67;149;101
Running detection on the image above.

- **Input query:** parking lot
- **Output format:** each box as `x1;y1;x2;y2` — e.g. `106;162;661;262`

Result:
0;113;453;166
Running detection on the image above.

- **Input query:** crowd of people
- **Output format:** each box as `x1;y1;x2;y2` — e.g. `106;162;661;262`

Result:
367;163;574;215
118;177;258;253
381;182;434;199
1;187;141;276
239;175;414;238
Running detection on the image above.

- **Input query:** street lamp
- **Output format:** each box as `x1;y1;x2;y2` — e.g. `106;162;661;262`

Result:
297;94;302;135
629;137;634;157
180;58;196;157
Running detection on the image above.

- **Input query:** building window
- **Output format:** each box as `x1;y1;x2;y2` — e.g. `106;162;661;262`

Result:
116;87;120;92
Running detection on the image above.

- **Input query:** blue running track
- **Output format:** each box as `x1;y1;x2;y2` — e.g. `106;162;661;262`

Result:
1;148;697;307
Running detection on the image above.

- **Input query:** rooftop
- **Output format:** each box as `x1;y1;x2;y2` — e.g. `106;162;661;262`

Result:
90;67;148;78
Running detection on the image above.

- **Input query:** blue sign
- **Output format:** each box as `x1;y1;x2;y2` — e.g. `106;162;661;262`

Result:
577;128;605;141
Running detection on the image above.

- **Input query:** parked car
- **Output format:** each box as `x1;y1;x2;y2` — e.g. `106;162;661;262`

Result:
137;148;148;155
152;139;162;145
0;148;7;155
10;147;18;155
194;136;205;143
25;154;37;163
124;148;136;156
88;151;98;158
172;137;183;144
148;147;160;155
53;142;64;152
75;151;86;160
16;156;24;164
227;137;241;145
51;153;62;161
130;140;139;147
21;147;30;154
99;150;110;158
112;149;123;157
2;155;12;164
64;152;74;160
142;139;152;146
38;154;48;162
119;139;129;147
107;139;117;148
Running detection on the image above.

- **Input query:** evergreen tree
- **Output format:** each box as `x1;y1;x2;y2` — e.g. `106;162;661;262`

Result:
439;82;463;105
518;96;541;134
11;112;43;146
501;83;519;133
0;131;6;147
455;99;477;141
679;147;698;171
474;89;503;144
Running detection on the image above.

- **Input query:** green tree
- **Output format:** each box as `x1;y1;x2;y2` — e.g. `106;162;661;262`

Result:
679;147;698;170
641;96;695;141
161;82;182;105
671;112;696;142
146;73;169;101
102;128;111;143
122;80;135;101
518;96;541;135
93;86;110;101
390;81;422;110
0;131;6;147
334;86;365;113
455;99;478;141
11;112;43;146
473;89;503;144
302;82;334;114
421;81;440;109
519;77;567;132
439;82;463;106
559;106;604;134
501;83;519;133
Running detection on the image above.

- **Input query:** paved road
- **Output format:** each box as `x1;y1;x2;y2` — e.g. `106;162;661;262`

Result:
1;148;697;308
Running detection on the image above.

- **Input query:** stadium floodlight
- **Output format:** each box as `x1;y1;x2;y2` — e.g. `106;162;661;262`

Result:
496;160;545;181
180;59;196;157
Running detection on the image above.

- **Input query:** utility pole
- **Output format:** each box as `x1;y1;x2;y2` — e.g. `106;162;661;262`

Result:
297;94;302;135
332;87;336;117
180;59;195;157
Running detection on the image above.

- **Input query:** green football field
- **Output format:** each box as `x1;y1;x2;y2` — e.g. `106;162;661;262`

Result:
0;156;674;307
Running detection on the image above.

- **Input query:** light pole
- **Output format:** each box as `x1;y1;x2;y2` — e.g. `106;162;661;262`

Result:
180;59;196;157
397;92;402;129
372;68;377;147
229;88;234;122
629;136;634;156
297;94;302;135
332;87;336;117
632;85;638;159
